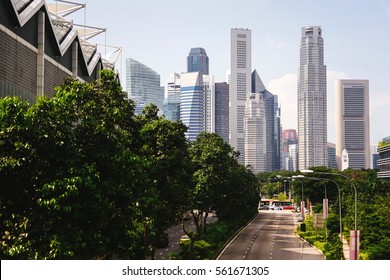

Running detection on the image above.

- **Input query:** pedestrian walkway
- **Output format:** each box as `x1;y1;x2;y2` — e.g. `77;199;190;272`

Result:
342;235;350;260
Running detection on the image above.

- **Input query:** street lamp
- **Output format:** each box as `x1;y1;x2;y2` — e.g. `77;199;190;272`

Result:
292;175;305;218
301;169;359;260
296;176;343;241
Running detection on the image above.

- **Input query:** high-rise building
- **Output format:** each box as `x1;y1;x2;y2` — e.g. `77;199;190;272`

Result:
378;136;390;180
298;26;327;170
244;93;266;173
180;72;204;142
327;142;337;169
281;129;298;170
335;79;370;170
187;48;209;75
252;70;281;171
203;75;215;133
126;58;164;113
215;82;230;143
230;28;252;164
163;73;181;121
251;70;266;93
288;144;298;171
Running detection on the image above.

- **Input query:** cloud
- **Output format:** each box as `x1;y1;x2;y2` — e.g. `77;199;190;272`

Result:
265;35;285;49
267;73;297;130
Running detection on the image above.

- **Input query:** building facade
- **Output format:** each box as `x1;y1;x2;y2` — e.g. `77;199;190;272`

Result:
0;0;112;104
215;82;230;143
281;129;298;170
377;137;390;180
126;58;164;113
335;79;370;170
187;47;209;75
230;28;252;164
163;73;181;121
298;26;328;170
203;75;215;133
180;72;204;142
244;93;266;173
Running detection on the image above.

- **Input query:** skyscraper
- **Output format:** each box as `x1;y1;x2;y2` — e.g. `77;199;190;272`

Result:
163;73;181;121
244;93;266;173
180;72;204;142
215;82;230;143
187;48;209;75
230;28;252;164
297;26;327;170
126;58;164;113
252;70;281;171
203;75;215;133
335;79;370;170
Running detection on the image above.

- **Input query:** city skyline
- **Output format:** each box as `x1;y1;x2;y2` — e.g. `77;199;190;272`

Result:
62;0;389;145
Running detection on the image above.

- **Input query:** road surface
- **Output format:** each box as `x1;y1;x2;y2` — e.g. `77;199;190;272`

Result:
217;210;324;260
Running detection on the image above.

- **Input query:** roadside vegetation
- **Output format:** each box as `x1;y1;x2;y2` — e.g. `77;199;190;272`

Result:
259;167;390;260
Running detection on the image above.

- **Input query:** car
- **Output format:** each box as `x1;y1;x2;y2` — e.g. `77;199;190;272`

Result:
259;205;269;210
156;232;169;248
179;235;191;246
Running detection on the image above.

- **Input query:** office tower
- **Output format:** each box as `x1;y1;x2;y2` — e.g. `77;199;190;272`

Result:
298;26;327;170
335;79;370;170
203;75;215;133
244;93;266;173
263;90;281;171
187;48;209;75
252;69;266;93
288;144;298;171
252;70;281;171
180;72;204;142
327;142;337;169
281;129;298;170
378;136;390;180
230;28;252;164
163;73;181;121
215;82;230;143
126;58;164;113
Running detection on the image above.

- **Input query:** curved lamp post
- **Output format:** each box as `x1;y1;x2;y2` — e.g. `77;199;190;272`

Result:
301;169;358;260
292;175;305;218
294;175;342;241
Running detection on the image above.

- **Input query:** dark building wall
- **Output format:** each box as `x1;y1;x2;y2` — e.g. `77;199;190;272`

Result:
0;28;37;103
44;59;71;97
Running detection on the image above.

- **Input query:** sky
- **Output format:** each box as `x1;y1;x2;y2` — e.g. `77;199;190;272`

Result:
58;0;390;145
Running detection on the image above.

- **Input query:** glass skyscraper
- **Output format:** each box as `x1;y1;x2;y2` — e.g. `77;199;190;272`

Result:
297;26;327;170
180;72;204;142
187;47;209;75
126;58;164;113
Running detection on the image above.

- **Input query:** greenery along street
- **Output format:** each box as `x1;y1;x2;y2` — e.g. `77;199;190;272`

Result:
258;168;390;260
0;70;259;260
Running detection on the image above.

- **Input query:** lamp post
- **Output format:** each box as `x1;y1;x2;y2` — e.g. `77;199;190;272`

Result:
301;169;358;260
292;175;305;218
295;176;342;241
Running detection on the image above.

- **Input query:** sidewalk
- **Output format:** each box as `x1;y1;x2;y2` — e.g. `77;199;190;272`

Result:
342;235;350;260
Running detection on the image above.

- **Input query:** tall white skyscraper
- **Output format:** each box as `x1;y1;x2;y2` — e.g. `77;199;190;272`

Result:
298;26;327;170
203;75;215;133
335;79;370;170
230;28;252;164
244;93;266;173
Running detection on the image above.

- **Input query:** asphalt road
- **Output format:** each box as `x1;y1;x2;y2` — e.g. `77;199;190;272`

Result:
217;210;325;260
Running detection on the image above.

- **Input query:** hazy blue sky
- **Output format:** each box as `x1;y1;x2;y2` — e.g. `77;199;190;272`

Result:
62;0;390;145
